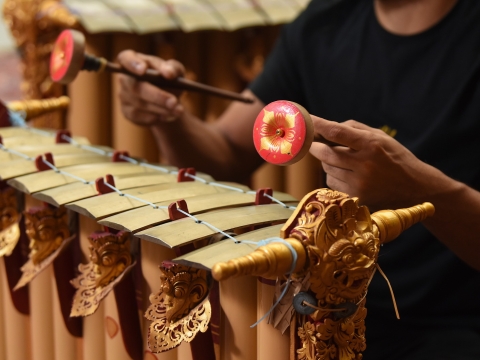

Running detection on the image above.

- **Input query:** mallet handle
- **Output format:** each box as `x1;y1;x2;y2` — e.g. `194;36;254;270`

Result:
85;56;254;104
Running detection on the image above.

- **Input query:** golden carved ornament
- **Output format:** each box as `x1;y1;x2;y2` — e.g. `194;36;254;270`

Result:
88;231;132;288
70;231;135;317
211;188;435;360
7;96;70;120
15;205;74;289
145;263;211;353
0;187;21;257
25;205;69;264
2;0;78;128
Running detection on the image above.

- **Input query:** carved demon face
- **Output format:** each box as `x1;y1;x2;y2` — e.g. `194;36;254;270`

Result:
158;265;208;325
312;214;379;305
0;187;19;231
88;232;132;288
25;207;69;264
289;190;380;305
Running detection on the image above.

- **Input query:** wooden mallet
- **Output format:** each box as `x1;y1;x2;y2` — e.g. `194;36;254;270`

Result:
253;100;338;166
50;29;254;104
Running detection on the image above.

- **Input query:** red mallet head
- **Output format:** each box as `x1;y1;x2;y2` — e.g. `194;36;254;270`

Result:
253;100;314;166
50;29;85;84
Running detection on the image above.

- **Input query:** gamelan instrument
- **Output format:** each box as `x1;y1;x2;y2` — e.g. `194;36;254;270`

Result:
50;29;254;104
0;97;435;360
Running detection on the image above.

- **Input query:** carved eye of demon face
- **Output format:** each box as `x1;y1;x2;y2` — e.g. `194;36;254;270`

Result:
173;281;188;299
100;250;119;267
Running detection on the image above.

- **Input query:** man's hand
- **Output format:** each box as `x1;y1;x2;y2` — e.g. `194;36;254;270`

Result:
309;117;439;211
116;50;186;126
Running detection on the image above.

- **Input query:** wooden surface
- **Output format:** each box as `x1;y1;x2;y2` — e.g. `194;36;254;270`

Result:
100;191;296;233
0;144;112;162
6;162;157;194
66;181;250;219
174;224;284;269
0;153;109;180
2;135;90;147
0;127;55;137
137;205;292;248
34;172;177;206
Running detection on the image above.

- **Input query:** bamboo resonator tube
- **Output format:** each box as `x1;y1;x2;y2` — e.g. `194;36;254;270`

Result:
211;202;435;281
50;29;254;104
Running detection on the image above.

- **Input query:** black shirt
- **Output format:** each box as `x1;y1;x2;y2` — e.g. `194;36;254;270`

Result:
250;0;480;358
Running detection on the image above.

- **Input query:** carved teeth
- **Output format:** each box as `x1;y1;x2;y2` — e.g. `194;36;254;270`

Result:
346;272;369;288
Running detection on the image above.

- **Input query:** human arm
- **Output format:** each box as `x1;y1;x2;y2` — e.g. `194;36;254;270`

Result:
309;116;480;270
116;51;265;181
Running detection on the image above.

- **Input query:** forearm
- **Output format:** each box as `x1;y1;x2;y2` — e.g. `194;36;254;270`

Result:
419;172;480;270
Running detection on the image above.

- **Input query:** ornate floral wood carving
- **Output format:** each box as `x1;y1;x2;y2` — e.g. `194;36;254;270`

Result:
288;189;376;360
70;231;135;317
145;263;211;353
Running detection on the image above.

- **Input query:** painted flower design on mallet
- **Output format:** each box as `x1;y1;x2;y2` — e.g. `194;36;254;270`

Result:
259;109;296;155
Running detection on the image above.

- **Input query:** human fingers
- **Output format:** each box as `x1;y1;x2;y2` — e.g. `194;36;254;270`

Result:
321;162;353;183
311;115;369;150
309;142;357;170
117;50;149;75
136;54;186;79
119;74;184;115
119;90;183;118
121;103;180;125
342;119;391;138
116;51;186;79
324;172;351;194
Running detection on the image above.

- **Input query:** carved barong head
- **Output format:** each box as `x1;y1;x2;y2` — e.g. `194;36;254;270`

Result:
25;205;69;264
211;188;435;360
88;231;132;288
286;189;379;306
